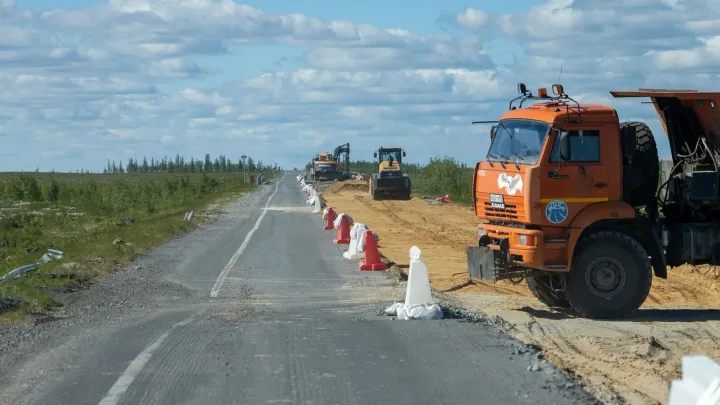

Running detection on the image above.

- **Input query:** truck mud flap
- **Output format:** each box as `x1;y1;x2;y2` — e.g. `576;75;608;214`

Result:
466;246;498;283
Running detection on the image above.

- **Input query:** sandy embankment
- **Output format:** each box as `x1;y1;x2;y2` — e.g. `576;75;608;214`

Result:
320;180;720;405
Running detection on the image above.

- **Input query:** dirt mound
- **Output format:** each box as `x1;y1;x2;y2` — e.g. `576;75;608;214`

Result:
323;180;368;195
322;186;720;405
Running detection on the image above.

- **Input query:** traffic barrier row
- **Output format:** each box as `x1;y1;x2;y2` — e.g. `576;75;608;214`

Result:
322;207;385;270
296;174;385;271
296;174;440;320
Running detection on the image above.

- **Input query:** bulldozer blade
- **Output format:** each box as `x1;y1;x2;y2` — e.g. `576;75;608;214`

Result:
374;189;410;200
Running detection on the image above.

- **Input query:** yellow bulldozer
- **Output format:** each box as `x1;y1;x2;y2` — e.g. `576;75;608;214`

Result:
369;147;411;200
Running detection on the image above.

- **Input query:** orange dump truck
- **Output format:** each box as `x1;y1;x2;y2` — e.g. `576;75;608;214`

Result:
467;84;720;319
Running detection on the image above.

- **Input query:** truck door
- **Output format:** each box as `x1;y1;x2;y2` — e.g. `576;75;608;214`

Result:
540;129;609;227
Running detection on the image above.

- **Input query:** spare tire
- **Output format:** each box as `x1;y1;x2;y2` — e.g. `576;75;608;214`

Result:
620;121;659;209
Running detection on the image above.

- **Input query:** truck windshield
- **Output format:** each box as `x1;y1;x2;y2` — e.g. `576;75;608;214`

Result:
486;119;550;166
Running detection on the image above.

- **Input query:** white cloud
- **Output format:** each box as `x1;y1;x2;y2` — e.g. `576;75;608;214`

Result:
649;36;720;70
455;8;489;30
1;0;720;171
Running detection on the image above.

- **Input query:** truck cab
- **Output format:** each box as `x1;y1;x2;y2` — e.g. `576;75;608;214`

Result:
472;87;626;273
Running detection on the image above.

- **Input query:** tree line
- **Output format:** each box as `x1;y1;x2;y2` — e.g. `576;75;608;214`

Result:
104;154;279;174
304;159;423;174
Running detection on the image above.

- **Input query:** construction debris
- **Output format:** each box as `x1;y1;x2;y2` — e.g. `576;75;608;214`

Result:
1;248;64;283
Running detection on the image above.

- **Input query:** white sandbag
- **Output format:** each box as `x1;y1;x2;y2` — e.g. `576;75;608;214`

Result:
312;195;323;214
333;213;353;229
343;223;367;259
383;302;443;320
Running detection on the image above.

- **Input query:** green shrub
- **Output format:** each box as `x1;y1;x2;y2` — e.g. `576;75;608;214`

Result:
410;157;474;203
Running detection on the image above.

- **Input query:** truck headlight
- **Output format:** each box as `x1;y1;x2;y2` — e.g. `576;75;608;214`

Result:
519;235;527;245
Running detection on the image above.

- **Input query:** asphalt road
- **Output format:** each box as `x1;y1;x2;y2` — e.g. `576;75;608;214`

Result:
0;172;599;405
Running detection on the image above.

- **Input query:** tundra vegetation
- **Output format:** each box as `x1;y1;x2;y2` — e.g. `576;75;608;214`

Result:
0;154;278;322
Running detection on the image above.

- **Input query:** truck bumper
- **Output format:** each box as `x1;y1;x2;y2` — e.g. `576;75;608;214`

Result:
466;224;546;283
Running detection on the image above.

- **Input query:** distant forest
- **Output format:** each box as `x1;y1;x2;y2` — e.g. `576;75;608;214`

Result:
104;154;279;174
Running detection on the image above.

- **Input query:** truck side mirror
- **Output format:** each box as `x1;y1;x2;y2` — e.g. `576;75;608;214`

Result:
402;151;406;157
490;125;497;141
374;152;378;158
559;130;571;162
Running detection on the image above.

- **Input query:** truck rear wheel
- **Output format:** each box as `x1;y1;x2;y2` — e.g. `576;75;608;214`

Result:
526;275;570;309
562;231;652;319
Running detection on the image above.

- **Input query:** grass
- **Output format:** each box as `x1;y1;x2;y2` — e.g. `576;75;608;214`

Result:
409;157;474;204
0;171;280;322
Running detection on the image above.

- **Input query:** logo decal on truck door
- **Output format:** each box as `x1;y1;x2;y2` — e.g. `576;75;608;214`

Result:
497;173;523;195
545;200;569;224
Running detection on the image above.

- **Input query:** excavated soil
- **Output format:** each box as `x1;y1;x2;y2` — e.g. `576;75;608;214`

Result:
320;182;720;405
323;180;369;194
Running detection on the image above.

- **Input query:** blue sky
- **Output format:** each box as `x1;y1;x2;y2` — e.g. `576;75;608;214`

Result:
1;0;718;171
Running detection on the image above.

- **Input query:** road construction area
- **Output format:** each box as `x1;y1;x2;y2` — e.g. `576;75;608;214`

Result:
318;179;720;405
0;173;595;405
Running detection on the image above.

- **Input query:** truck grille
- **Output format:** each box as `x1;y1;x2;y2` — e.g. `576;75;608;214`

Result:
483;202;518;221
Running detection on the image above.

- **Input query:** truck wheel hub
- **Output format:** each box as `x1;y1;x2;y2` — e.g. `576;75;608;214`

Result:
585;257;626;298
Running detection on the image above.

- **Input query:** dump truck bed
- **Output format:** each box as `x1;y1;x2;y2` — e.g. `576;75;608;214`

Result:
610;89;720;147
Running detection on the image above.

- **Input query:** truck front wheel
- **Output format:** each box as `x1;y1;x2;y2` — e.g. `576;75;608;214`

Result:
526;275;570;309
562;231;652;319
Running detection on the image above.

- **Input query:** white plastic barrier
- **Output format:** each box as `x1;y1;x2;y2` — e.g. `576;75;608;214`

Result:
343;223;368;259
383;246;443;320
669;355;720;405
322;207;330;220
405;246;434;306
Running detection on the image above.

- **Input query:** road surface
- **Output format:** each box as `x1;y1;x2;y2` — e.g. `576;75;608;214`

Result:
0;172;599;405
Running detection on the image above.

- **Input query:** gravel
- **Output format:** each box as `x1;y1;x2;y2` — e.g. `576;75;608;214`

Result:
0;185;269;381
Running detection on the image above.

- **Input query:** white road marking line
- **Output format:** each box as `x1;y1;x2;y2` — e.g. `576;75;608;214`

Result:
209;174;284;298
97;308;206;405
98;177;286;404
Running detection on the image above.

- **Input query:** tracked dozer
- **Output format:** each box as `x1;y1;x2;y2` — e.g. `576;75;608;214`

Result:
369;147;411;200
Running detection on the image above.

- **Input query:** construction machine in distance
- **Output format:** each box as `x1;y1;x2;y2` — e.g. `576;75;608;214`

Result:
310;143;351;182
466;83;720;319
369;147;411;200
